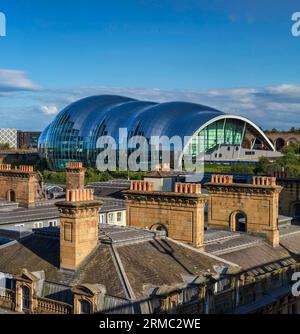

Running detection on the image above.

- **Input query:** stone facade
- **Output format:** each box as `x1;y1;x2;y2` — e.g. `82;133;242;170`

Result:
265;131;300;149
205;175;282;247
65;162;85;190
276;178;300;218
56;189;102;271
124;181;207;248
1;262;300;314
0;164;46;207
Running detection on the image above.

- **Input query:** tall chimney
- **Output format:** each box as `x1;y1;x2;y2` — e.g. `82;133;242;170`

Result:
56;189;102;271
65;162;85;190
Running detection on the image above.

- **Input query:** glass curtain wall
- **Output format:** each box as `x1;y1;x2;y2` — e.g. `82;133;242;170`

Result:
187;119;245;156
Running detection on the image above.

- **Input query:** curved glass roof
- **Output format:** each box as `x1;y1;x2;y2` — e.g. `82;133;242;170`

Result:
39;95;274;169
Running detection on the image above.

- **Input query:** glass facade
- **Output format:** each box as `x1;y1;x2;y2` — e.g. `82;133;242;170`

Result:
187;119;246;156
38;95;273;170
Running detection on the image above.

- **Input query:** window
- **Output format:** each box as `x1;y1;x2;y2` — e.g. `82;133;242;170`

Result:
100;214;105;224
49;220;58;227
245;151;255;156
108;213;114;224
117;212;122;222
21;286;31;313
15;224;25;227
80;300;91;314
34;222;44;228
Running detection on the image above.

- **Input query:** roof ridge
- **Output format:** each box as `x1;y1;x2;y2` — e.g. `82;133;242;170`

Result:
109;245;136;301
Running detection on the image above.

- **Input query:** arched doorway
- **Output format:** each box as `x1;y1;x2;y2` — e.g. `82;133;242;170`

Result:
21;286;31;314
230;211;247;232
7;190;16;202
80;300;92;314
150;224;168;236
275;138;285;151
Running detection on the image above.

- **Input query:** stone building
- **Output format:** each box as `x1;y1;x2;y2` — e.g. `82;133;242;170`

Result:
274;175;300;221
0;164;46;207
124;181;206;248
205;175;282;247
1;168;300;314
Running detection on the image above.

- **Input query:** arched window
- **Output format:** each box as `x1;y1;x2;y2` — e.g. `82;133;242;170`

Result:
150;224;168;236
80;300;92;314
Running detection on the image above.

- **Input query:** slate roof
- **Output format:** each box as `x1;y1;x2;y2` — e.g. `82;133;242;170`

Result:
2;222;300;303
204;224;300;275
117;238;225;299
0;226;230;301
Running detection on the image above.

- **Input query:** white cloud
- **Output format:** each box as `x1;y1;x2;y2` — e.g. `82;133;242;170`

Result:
0;69;40;92
39;105;59;115
54;84;300;130
1;79;300;131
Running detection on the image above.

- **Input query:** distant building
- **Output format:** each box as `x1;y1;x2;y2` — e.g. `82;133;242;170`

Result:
38;95;278;170
17;131;41;149
0;128;18;149
265;131;300;151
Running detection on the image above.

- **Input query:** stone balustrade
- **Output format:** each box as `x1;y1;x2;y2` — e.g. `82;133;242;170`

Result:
0;289;14;303
36;297;72;314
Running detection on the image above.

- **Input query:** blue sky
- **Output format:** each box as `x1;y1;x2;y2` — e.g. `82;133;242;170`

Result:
0;0;300;130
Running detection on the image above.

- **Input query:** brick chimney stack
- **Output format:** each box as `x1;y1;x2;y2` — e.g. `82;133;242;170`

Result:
56;188;102;271
65;162;85;190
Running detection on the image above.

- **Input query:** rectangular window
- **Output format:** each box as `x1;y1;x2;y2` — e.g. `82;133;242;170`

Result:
108;213;114;224
117;212;122;222
34;222;44;228
64;223;72;242
49;220;58;227
100;214;106;224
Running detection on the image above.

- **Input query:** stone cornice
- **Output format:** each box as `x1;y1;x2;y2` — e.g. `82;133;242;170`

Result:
56;201;102;218
205;183;282;195
123;190;208;206
56;200;103;208
0;170;36;179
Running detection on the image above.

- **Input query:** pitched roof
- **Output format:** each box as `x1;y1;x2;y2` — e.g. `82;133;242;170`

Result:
0;227;230;301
